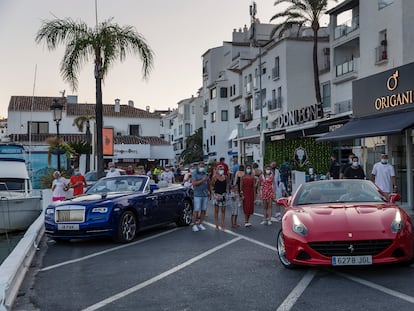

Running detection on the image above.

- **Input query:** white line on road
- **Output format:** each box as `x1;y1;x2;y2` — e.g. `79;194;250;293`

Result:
276;270;316;311
336;271;414;304
81;236;242;311
40;228;180;272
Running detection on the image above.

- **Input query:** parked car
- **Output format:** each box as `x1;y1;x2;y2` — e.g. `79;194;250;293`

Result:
44;175;193;243
276;179;414;268
84;169;126;188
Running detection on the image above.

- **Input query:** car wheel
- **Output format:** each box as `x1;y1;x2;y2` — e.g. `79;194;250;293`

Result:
176;200;193;226
116;211;137;243
277;229;296;269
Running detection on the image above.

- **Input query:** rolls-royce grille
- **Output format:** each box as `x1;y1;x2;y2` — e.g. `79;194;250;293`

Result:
308;240;393;257
55;207;85;223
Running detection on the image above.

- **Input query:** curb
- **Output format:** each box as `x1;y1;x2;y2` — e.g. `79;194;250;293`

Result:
0;212;44;311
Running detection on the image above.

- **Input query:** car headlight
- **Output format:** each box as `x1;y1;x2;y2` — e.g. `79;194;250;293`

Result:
292;214;308;236
92;207;108;213
391;209;403;233
45;208;54;215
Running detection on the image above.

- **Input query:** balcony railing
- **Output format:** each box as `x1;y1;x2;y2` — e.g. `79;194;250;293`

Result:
336;58;357;77
334;16;360;40
334;100;352;114
240;111;253;122
272;67;279;80
268;98;282;111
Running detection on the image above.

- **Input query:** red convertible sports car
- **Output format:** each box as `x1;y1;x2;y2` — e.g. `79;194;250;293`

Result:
276;179;414;268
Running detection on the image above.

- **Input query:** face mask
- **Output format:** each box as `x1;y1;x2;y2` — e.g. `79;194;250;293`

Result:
381;159;388;164
246;168;252;174
110;167;115;172
165;169;169;172
265;170;271;175
198;167;205;173
75;171;80;175
218;170;224;175
352;161;359;167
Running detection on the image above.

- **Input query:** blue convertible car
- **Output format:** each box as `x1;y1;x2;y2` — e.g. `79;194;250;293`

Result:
45;175;193;243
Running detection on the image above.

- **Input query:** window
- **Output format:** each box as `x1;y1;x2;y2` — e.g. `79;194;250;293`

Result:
322;83;331;109
272;57;280;79
203;120;206;128
220;87;228;98
234;105;241;118
129;124;140;136
221;110;228;121
210;87;217;99
211;111;216;123
29;121;48;134
378;0;393;9
185;123;191;136
184;104;190;119
179;124;183;135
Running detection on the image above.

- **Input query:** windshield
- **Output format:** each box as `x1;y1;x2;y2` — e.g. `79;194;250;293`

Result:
294;180;387;206
86;176;149;194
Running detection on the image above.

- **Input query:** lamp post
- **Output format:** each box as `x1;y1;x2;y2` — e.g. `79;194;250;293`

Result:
50;98;63;171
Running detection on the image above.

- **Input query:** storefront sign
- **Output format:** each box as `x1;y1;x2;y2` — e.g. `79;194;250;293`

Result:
353;62;414;118
275;103;324;128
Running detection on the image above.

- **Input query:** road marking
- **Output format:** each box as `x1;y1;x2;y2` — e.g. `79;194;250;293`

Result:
205;221;278;251
40;228;180;272
81;236;242;311
336;271;414;304
276;270;316;311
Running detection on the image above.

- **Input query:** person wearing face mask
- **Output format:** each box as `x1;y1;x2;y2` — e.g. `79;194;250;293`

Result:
343;156;366;179
339;153;355;179
106;162;121;177
240;164;258;227
370;154;397;196
191;162;210;232
210;165;228;230
160;164;175;184
68;167;86;196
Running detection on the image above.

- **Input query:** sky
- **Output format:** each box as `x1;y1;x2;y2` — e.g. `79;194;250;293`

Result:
0;0;337;119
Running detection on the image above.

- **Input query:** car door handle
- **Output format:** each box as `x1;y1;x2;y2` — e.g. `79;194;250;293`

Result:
146;196;157;200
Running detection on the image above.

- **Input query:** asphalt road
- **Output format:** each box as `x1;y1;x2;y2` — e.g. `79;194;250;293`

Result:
13;204;414;311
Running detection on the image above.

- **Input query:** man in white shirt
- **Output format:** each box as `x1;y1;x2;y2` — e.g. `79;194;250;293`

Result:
106;162;121;177
160;165;175;184
370;154;397;195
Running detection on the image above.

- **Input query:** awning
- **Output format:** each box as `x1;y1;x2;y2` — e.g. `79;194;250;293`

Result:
316;110;414;142
245;118;260;130
228;129;238;140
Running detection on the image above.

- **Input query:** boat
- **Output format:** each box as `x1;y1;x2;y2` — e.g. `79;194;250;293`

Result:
0;144;42;233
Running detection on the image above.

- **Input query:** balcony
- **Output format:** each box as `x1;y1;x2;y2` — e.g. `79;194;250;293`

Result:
334;16;359;40
240;111;253;122
268;98;282;111
272;67;279;80
334;100;352;115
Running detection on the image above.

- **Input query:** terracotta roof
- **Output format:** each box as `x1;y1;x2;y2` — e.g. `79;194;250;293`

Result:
8;96;161;119
9;134;170;145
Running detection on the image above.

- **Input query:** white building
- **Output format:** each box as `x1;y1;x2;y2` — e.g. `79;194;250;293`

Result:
7;95;174;173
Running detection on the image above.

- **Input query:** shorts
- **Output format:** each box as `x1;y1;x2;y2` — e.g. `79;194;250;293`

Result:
231;203;239;216
213;193;226;207
193;196;208;212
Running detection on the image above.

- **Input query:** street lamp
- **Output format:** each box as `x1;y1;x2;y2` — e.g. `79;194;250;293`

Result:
50;98;63;171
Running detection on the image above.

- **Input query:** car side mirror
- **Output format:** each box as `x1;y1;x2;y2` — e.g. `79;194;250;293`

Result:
277;197;289;208
389;193;401;203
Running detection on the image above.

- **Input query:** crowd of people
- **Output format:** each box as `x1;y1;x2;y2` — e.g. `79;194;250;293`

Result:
51;153;398;232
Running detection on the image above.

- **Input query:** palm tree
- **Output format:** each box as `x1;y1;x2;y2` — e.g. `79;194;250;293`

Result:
35;17;154;178
270;0;336;104
73;115;94;173
180;128;203;164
